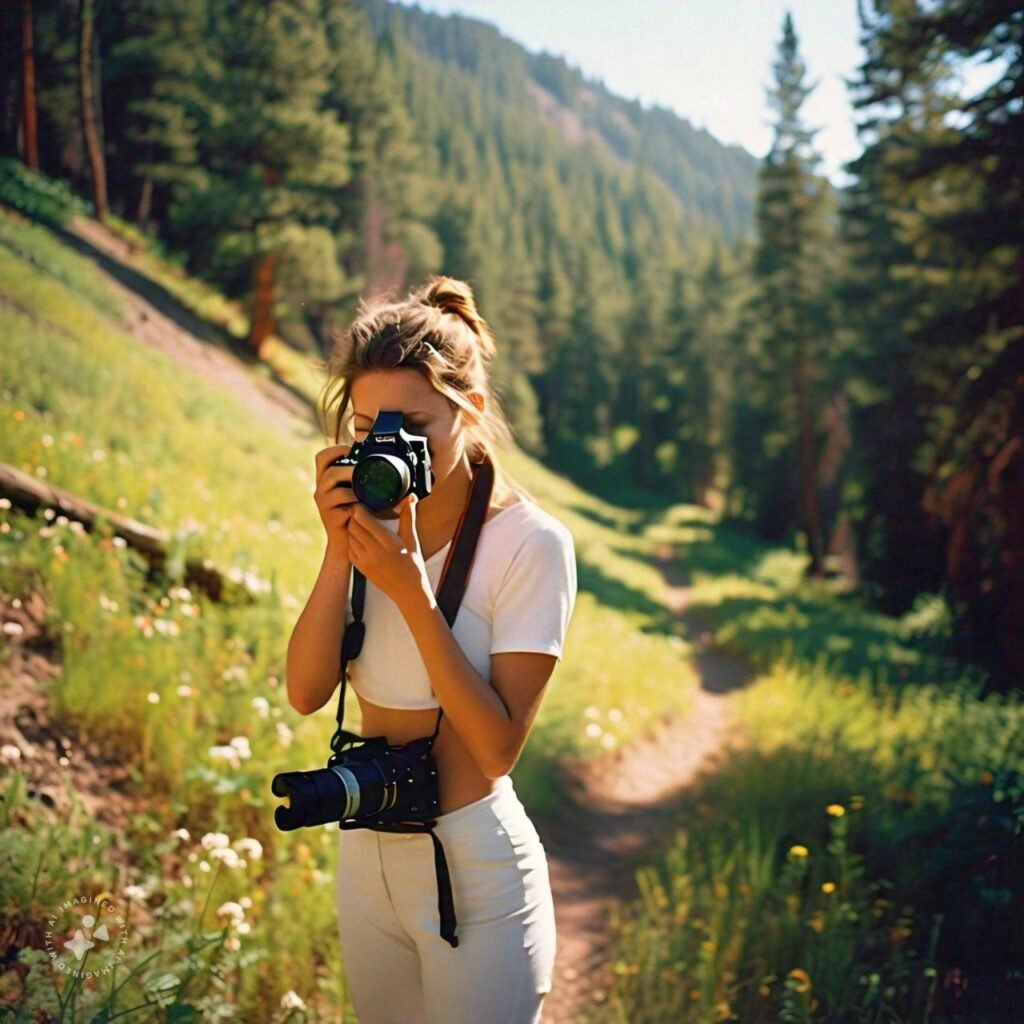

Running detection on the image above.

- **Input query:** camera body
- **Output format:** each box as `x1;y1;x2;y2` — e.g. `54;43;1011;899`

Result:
331;410;433;514
271;733;441;831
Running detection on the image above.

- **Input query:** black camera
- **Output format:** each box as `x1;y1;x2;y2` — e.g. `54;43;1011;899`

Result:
271;733;441;831
330;410;433;514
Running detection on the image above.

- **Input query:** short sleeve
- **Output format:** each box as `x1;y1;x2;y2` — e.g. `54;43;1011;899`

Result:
490;521;577;660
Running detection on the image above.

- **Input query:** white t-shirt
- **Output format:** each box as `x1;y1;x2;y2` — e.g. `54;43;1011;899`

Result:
344;496;577;709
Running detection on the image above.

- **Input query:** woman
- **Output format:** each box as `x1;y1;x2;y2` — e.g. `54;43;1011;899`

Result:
286;275;577;1024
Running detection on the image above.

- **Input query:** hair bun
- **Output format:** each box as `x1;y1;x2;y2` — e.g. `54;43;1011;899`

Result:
420;276;496;358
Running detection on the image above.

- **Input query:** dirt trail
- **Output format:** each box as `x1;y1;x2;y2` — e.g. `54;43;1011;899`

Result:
535;551;752;1024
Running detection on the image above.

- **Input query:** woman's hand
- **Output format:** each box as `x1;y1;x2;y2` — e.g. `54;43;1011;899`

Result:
347;494;431;609
313;444;358;560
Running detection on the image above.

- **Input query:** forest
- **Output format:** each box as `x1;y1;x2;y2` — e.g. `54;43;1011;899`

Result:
0;0;1021;1021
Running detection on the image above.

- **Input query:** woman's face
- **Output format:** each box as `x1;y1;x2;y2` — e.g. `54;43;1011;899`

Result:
349;369;470;500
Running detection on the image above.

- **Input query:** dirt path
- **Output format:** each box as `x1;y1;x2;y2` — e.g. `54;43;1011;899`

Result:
534;548;752;1024
66;216;315;438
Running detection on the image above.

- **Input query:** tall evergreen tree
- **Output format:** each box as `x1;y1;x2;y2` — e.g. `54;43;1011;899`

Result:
749;13;836;574
850;0;1024;690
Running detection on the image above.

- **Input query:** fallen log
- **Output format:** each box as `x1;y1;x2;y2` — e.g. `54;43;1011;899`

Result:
0;462;264;602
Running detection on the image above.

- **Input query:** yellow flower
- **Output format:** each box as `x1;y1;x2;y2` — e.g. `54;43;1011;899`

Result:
821;881;837;894
826;804;845;817
787;968;812;993
788;844;809;858
806;912;826;933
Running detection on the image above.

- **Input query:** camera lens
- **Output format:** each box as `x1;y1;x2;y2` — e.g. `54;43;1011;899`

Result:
354;454;411;511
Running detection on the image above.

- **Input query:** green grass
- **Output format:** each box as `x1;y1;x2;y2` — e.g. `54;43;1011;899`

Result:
598;637;1023;1023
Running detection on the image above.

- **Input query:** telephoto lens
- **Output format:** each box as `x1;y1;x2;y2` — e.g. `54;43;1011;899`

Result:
270;761;390;831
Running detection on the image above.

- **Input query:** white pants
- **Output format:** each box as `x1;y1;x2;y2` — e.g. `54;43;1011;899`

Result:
335;774;556;1024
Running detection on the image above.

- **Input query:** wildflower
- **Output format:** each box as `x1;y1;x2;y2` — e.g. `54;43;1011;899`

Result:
0;744;22;761
826;804;845;817
281;992;306;1010
806;913;825;933
201;832;230;851
124;885;149;902
787;968;812;993
276;722;293;748
585;722;602;739
583;706;600;720
788;845;809;859
251;696;270;718
229;736;251;759
210;847;241;868
821;881;837;894
608;708;624;723
147;692;160;704
601;733;617;750
235;838;263;861
172;828;190;842
177;684;194;698
216;901;245;924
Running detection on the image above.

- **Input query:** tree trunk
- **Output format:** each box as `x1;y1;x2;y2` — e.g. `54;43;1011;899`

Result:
248;249;276;355
78;0;108;221
136;175;153;229
20;0;39;170
795;339;826;576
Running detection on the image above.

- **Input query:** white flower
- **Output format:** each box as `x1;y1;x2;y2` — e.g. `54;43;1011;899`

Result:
147;692;160;704
229;736;251;759
225;935;241;951
216;900;245;923
172;828;190;842
608;708;624;723
41;434;54;447
210;847;241;868
237;921;251;935
234;838;263;862
200;832;230;851
198;861;211;872
2;621;24;637
585;722;602;739
239;896;252;909
209;745;241;768
177;684;194;698
601;733;617;750
276;722;293;748
584;705;600;720
280;991;306;1010
124;885;149;902
153;618;181;637
0;744;22;761
250;696;270;718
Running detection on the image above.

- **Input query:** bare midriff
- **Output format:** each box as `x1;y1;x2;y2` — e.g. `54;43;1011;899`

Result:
353;696;496;815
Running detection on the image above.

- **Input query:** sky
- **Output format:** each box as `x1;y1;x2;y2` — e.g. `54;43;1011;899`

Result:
407;0;865;184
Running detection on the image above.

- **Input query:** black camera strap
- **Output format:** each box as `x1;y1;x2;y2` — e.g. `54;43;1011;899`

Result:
330;456;495;950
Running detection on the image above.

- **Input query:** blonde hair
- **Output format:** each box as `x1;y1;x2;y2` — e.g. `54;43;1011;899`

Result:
318;276;524;503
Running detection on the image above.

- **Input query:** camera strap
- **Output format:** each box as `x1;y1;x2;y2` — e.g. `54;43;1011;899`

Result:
334;454;495;738
330;457;495;950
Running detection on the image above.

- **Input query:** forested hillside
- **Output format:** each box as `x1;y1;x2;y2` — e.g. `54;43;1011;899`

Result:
0;0;1019;683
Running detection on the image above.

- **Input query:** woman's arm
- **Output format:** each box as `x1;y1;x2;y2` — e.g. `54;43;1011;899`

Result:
285;545;351;715
399;589;556;778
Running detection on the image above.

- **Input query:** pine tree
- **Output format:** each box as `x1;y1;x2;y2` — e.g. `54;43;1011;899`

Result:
750;13;836;574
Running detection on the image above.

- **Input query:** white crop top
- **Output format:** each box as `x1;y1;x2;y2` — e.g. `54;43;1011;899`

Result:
344;496;577;710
